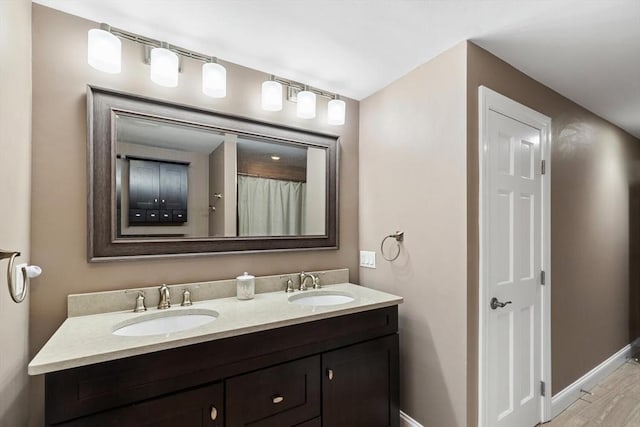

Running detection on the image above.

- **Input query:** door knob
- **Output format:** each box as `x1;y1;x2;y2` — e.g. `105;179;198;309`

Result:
490;297;512;310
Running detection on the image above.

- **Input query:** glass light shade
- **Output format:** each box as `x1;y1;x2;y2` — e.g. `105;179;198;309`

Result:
296;90;316;119
202;62;227;98
261;80;283;111
150;47;179;87
87;29;121;73
327;98;346;125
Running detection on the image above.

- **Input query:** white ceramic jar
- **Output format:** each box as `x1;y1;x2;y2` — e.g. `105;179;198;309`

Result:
236;272;255;300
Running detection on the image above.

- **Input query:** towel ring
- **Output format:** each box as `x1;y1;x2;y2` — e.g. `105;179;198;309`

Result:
380;231;404;262
0;250;26;303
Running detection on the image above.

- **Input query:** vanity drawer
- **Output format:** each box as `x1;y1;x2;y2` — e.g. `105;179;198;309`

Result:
226;355;320;427
172;209;187;222
146;209;159;222
55;381;223;427
128;209;145;223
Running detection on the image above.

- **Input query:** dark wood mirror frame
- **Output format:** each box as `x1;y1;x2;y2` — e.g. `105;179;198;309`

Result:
87;86;339;261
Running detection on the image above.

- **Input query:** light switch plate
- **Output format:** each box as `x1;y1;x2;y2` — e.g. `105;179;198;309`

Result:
360;250;376;269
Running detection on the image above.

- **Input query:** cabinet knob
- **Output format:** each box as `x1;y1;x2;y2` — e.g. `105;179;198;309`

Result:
327;369;334;380
210;405;218;420
154;198;158;203
272;395;284;404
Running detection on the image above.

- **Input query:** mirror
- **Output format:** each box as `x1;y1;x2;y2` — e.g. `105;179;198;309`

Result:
88;87;338;260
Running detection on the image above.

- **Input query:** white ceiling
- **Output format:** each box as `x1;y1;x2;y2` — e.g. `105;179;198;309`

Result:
35;0;640;138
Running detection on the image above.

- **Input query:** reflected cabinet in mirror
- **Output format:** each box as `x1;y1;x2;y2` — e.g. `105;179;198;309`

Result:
88;87;338;260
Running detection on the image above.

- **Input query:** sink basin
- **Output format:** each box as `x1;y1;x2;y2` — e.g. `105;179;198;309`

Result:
113;308;218;337
288;290;355;307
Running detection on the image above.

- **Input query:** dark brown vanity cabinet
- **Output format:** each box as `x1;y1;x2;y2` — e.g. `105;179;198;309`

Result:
44;306;399;427
128;158;188;224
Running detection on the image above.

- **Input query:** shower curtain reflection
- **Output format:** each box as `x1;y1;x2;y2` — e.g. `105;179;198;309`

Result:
237;175;306;236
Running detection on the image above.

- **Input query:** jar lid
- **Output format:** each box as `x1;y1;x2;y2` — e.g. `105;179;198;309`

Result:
237;272;254;280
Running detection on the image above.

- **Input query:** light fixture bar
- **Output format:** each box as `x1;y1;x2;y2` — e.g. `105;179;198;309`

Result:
105;24;214;64
272;76;336;100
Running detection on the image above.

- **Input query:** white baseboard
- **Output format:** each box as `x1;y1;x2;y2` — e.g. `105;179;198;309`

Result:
400;410;424;427
550;337;640;419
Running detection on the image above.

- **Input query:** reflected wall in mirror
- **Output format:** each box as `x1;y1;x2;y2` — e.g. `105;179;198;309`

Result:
88;87;338;260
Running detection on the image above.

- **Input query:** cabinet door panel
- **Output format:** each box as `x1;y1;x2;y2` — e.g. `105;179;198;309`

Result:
56;382;223;427
226;355;320;427
159;162;188;211
322;335;399;427
129;159;159;209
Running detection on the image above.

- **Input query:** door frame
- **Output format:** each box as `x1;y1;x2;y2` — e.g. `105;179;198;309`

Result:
478;86;552;426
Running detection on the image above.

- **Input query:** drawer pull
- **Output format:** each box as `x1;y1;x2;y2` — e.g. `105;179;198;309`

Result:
327;369;334;380
210;405;218;420
272;395;284;404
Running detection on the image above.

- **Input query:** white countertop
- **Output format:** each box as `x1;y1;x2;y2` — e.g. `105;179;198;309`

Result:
28;283;402;375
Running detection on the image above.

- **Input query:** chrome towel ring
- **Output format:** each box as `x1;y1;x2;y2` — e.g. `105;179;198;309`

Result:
380;231;404;262
0;249;42;303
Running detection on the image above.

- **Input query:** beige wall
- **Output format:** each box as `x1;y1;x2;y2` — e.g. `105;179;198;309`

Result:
0;0;32;426
359;43;468;426
30;4;359;424
466;42;640;425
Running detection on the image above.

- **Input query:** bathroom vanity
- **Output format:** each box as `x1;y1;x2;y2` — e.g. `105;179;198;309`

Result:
30;274;401;427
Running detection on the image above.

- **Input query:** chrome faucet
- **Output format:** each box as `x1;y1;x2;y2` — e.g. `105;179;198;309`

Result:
299;272;318;291
158;284;171;309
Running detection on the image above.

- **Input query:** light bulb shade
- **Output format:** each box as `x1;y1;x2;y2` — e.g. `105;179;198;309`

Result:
261;80;283;111
87;28;121;73
296;90;316;119
202;62;227;98
327;98;346;125
150;47;179;87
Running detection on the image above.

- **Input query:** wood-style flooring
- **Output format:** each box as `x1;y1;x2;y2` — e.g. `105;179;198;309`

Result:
545;360;640;426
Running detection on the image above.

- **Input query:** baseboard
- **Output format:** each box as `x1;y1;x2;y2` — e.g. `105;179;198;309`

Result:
400;410;424;427
550;337;640;419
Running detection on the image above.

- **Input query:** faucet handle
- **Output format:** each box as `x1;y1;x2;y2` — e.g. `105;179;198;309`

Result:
285;278;295;293
312;275;320;289
134;291;147;313
181;289;193;306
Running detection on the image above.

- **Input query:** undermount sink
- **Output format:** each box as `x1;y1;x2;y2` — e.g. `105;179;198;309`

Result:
113;308;218;337
288;290;355;307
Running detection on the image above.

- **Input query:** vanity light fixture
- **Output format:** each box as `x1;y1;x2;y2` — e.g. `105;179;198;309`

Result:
87;23;346;125
87;24;121;74
150;43;179;87
297;87;316;119
327;95;346;126
261;76;283;111
202;58;227;98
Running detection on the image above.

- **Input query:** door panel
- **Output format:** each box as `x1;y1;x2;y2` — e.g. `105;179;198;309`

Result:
486;110;542;427
322;335;399;427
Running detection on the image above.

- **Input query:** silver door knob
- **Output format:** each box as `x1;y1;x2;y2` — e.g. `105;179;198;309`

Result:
490;297;512;310
327;369;334;380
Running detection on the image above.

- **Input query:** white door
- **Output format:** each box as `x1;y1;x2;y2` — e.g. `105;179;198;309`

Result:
479;87;551;427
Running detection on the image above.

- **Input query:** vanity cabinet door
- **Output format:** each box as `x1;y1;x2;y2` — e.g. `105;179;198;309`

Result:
322;334;399;427
226;355;320;427
159;162;188;212
55;382;224;427
129;159;160;210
